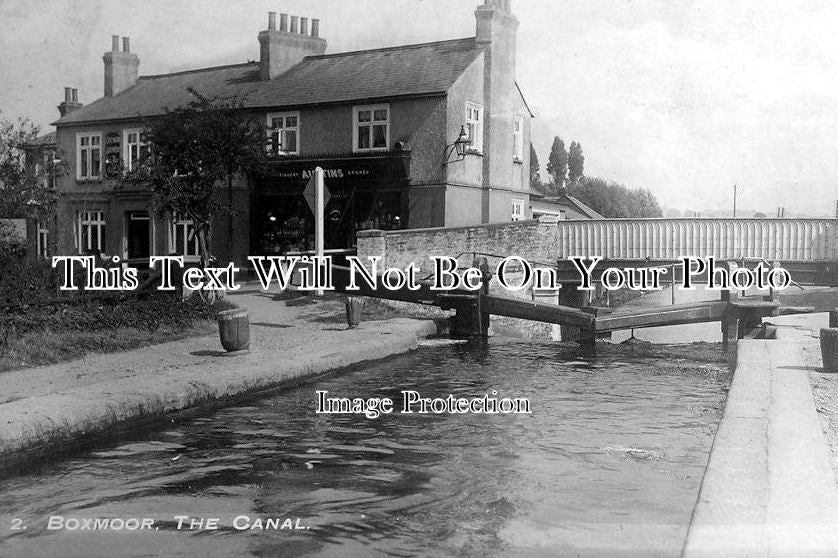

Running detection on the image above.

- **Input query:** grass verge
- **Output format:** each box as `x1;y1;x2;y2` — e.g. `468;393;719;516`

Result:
0;294;236;373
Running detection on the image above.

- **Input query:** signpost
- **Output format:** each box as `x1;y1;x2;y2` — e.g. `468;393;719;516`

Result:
304;167;328;295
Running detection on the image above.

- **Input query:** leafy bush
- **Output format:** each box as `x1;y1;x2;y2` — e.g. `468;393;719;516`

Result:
0;255;56;308
0;292;224;354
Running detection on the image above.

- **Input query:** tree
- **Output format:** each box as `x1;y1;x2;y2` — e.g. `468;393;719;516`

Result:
529;143;543;193
568;176;663;218
546;136;567;194
127;89;266;266
568;141;585;185
0;114;57;221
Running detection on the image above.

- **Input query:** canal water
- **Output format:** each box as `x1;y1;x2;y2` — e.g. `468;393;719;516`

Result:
0;338;730;557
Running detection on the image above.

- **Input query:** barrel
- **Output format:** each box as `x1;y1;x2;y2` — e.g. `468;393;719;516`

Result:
218;308;250;352
345;297;364;329
820;328;838;373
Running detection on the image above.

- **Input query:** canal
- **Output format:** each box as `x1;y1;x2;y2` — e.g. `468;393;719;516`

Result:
0;334;730;557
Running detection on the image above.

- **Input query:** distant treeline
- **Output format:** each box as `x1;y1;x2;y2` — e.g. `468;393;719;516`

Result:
530;137;663;218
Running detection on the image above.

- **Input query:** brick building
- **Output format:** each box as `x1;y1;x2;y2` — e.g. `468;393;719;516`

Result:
19;129;58;260
50;0;539;265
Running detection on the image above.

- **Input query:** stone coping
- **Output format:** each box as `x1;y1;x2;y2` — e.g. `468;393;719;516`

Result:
683;319;838;556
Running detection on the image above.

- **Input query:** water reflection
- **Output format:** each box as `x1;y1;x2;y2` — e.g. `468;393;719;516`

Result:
0;340;730;557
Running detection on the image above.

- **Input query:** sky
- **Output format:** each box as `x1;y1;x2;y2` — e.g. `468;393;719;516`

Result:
1;0;837;216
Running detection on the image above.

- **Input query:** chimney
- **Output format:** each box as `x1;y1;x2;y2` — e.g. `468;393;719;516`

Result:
103;35;139;97
57;86;83;117
475;0;519;222
258;12;327;80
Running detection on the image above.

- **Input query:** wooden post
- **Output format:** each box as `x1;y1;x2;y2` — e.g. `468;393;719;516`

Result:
721;261;740;350
671;264;676;305
450;300;482;339
475;256;491;339
558;282;585;342
559;282;597;347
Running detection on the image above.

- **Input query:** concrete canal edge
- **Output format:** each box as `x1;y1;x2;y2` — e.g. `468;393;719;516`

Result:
683;323;838;557
0;318;438;475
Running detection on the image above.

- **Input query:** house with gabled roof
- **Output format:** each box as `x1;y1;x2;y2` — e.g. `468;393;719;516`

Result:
530;193;605;220
50;0;537;266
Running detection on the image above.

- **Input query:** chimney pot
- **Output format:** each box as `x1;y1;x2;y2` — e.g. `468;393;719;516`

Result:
123;37;130;53
259;12;327;80
268;11;276;30
58;87;83;117
111;35;120;52
103;35;139;96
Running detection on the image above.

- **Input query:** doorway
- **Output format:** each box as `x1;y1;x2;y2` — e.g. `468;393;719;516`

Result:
126;211;150;260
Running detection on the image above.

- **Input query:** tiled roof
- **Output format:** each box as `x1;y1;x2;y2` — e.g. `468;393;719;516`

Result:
565;195;605;219
55;38;484;126
531;194;605;219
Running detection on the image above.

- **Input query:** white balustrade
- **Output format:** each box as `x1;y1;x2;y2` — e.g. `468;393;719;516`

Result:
553;219;838;261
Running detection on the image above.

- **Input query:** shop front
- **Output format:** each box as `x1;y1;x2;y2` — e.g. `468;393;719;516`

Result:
253;152;410;255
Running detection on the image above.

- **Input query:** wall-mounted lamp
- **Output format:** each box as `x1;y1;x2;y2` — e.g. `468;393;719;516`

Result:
443;125;471;164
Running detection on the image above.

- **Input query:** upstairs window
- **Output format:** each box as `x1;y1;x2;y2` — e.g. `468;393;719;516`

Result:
266;112;299;155
353;105;389;152
76;210;106;254
466;102;483;152
77;132;102;180
123;128;149;171
513;116;524;161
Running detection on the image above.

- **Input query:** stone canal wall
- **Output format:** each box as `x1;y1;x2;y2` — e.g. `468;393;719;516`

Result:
357;218;552;271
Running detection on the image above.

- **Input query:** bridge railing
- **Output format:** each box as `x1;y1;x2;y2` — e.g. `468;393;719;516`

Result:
551;218;838;261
